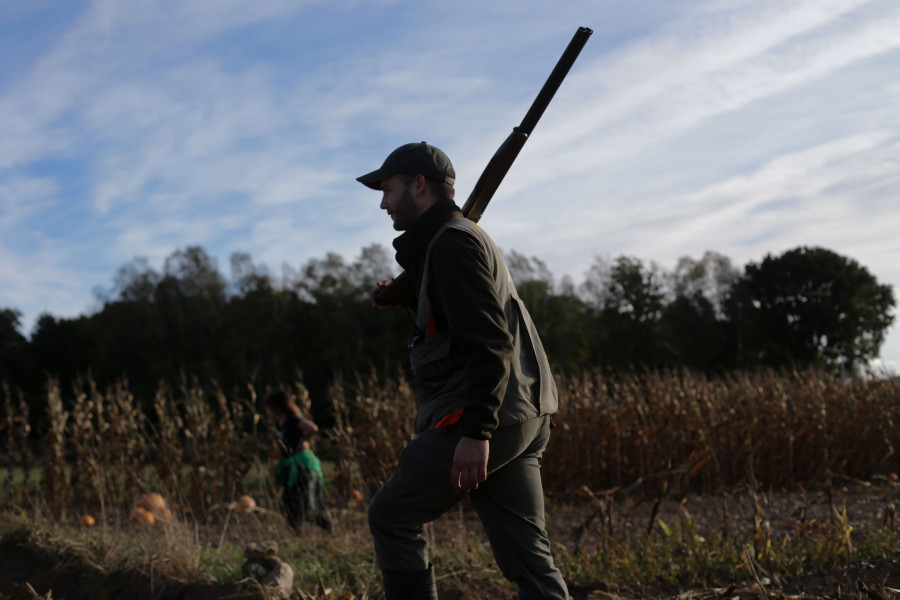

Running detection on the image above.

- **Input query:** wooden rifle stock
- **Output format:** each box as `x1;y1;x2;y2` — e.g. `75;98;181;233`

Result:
375;26;592;307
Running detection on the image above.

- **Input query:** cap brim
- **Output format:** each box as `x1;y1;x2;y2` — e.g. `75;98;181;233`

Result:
356;168;391;190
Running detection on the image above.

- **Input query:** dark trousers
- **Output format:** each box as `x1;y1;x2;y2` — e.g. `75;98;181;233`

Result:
368;415;568;599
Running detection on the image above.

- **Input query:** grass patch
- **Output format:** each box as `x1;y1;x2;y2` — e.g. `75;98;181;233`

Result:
3;486;899;599
1;466;43;492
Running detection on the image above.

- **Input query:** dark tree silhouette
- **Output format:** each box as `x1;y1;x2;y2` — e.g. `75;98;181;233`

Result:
733;246;895;370
3;244;895;419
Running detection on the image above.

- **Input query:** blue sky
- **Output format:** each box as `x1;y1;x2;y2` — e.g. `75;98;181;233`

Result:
2;0;899;372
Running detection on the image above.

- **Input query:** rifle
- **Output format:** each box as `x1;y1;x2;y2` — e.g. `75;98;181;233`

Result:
374;26;593;306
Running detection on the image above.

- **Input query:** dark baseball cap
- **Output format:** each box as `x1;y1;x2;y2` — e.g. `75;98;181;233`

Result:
357;142;455;190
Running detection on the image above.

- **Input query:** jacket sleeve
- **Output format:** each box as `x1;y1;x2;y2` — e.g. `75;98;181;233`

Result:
428;230;513;440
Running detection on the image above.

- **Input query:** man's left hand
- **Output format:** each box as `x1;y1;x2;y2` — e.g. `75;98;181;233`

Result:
452;436;489;492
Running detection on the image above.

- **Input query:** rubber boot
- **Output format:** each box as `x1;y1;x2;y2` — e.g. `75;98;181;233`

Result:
381;563;438;600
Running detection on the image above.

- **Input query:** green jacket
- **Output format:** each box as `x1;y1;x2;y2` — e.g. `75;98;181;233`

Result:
394;200;558;439
276;449;323;488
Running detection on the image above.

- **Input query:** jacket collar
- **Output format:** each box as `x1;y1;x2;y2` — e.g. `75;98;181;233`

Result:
393;199;463;282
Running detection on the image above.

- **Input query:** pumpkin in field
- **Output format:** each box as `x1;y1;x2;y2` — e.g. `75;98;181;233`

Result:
79;514;96;527
131;507;155;525
138;493;166;513
138;492;172;521
237;495;256;512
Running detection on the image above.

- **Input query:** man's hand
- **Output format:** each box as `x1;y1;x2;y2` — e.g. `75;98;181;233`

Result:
368;279;404;311
451;436;489;492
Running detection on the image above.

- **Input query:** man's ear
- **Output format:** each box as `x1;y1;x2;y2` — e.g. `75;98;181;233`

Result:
412;174;427;197
412;173;437;213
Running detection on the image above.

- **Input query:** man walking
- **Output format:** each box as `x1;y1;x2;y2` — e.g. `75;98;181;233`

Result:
358;142;568;599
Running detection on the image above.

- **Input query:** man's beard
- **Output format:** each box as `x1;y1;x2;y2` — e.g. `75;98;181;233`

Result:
392;185;417;231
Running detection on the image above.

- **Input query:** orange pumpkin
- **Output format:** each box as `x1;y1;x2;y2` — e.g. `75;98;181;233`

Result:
130;507;156;525
237;495;256;512
79;514;96;527
138;493;166;513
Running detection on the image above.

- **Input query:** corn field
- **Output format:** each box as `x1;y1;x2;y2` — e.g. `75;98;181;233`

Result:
548;369;900;496
1;368;899;518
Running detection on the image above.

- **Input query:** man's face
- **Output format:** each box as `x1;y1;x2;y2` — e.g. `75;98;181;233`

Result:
380;174;419;231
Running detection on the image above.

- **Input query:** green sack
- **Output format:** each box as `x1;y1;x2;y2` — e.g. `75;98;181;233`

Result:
276;449;324;488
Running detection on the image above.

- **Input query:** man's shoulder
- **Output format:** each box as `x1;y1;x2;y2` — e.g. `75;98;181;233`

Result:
432;223;485;254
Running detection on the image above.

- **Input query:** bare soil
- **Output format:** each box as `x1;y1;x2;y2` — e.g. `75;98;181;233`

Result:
0;528;260;600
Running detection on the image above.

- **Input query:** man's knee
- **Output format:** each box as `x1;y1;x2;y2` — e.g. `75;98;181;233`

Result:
367;486;409;539
367;488;386;534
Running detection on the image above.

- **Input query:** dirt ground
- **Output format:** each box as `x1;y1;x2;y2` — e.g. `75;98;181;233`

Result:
2;485;899;600
555;481;900;600
0;527;258;600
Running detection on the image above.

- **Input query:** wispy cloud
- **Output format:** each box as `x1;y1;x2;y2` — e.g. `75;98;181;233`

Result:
511;0;900;185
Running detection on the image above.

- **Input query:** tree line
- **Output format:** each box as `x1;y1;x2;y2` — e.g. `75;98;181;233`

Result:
0;244;895;420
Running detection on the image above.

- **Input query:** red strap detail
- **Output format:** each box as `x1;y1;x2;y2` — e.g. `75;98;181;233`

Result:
434;408;463;429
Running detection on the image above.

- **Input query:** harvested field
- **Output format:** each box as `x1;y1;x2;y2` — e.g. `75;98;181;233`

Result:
2;482;899;599
2;369;900;598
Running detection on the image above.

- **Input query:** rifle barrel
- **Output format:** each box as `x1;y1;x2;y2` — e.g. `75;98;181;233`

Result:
461;26;592;223
519;26;593;135
374;26;592;306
